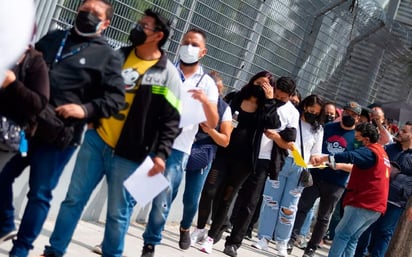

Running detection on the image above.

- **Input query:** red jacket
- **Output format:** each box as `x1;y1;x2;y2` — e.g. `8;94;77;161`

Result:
343;143;390;214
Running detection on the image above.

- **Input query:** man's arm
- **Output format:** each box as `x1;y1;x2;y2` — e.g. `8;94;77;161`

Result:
56;50;125;120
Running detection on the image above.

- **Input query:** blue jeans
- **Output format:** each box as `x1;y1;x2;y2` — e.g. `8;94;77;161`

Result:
143;149;188;245
181;162;212;229
355;203;403;257
0;144;76;257
300;202;316;237
257;157;303;242
44;130;137;257
328;205;381;257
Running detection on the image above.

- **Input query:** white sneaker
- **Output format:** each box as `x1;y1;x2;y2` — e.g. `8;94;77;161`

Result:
191;228;207;246
251;237;269;251
199;236;213;254
276;240;288;257
92;244;102;255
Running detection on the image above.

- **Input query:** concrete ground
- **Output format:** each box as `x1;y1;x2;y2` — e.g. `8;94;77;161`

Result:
0;219;330;257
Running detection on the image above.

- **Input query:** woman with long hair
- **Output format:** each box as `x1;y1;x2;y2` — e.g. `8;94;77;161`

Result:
192;71;281;254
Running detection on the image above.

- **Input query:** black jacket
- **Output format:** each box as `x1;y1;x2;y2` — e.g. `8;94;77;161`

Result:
113;46;182;163
0;47;49;136
35;29;125;143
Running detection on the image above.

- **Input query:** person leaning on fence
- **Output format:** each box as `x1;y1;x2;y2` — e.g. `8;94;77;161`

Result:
141;27;219;257
0;1;125;256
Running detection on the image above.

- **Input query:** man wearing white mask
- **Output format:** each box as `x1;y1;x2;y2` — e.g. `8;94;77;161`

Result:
141;28;219;257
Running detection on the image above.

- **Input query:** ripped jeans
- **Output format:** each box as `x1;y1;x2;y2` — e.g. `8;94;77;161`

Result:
257;157;303;242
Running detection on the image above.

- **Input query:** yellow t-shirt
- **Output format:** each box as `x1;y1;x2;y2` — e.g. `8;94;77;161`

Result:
97;51;158;148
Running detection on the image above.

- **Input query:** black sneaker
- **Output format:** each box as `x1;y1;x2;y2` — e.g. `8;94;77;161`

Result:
244;229;252;241
178;228;191;250
141;244;155;257
302;247;316;257
223;244;238;257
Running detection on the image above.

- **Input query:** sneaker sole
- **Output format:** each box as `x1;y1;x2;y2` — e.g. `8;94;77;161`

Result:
0;231;17;244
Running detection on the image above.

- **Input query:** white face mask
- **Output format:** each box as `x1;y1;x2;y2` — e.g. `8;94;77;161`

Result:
179;44;200;64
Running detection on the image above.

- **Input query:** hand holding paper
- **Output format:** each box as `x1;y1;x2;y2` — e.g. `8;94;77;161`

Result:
179;89;206;128
123;156;170;207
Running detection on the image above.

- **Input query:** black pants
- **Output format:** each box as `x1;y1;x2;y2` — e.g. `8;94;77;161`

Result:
226;159;270;247
197;155;252;241
291;178;345;249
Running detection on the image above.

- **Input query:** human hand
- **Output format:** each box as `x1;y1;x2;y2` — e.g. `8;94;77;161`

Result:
1;70;16;88
261;81;274;99
148;156;166;176
200;122;213;134
188;89;208;104
311;155;327;166
55;104;86;119
264;129;279;140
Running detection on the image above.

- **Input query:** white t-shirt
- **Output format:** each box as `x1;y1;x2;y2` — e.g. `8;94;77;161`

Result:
172;66;219;154
222;105;232;122
258;101;300;160
295;120;324;162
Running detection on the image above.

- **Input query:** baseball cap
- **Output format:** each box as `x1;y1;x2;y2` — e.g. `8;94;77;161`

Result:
343;101;362;115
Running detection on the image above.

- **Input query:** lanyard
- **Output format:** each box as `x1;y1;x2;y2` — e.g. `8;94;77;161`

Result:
53;31;89;64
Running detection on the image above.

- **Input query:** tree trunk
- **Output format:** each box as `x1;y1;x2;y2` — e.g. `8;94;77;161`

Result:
385;197;412;257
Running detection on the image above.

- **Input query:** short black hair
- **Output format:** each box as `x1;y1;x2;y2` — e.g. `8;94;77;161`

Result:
355;122;379;143
144;9;171;48
82;0;114;20
186;28;207;41
276;77;296;96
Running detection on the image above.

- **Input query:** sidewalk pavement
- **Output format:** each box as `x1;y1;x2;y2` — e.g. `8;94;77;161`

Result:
0;219;330;257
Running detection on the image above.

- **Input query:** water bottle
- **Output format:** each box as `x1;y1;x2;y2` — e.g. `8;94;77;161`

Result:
232;111;239;128
19;130;28;157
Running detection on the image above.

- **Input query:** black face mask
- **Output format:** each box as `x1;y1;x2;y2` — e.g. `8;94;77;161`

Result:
129;24;147;46
250;85;265;99
304;112;318;125
342;115;356;127
325;114;335;124
75;11;101;35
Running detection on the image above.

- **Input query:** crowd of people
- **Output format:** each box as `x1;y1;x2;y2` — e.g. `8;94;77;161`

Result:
0;1;411;257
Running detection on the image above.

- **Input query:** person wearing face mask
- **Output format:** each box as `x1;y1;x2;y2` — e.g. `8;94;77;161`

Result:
311;122;390;257
289;101;361;257
140;28;219;257
36;7;182;257
250;94;324;257
324;102;339;124
193;72;281;255
0;1;125;257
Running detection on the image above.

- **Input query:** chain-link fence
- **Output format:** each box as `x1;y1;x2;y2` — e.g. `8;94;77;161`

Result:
34;0;412;110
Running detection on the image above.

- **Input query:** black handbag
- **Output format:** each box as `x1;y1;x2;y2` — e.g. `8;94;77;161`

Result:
34;104;74;149
298;121;313;187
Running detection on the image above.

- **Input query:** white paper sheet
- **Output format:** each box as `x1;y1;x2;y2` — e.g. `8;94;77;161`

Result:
179;89;206;128
123;156;170;207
